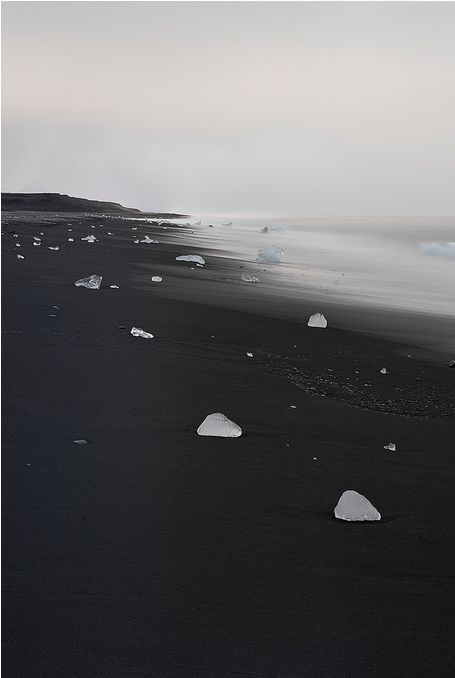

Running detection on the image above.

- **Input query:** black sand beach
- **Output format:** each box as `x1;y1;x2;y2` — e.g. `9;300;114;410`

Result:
2;206;455;677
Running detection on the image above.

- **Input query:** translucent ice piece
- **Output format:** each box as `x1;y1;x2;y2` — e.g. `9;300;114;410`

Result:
380;367;387;374
308;313;327;328
383;442;396;451
130;327;154;339
81;235;97;243
334;490;381;521
176;255;205;265
256;245;284;263
151;276;162;282
74;274;102;289
197;413;242;437
73;439;88;445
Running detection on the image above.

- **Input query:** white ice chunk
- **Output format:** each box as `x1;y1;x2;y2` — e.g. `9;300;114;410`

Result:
107;232;114;235
448;360;455;368
246;352;253;357
383;442;396;451
73;439;88;445
176;255;205;265
74;274;102;290
308;313;327;328
241;273;260;283
17;254;24;260
133;239;140;243
15;243;21;247
256;245;284;263
140;236;159;243
68;238;74;242
48;246;59;251
109;285;119;289
151;276;163;282
380;367;387;374
197;413;242;437
334;490;381;521
81;235;97;243
33;236;41;242
33;241;41;246
130;327;154;339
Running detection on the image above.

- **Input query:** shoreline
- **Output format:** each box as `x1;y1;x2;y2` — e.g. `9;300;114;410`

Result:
3;209;455;677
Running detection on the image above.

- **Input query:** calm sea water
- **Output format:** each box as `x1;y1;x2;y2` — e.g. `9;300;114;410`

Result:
192;215;455;319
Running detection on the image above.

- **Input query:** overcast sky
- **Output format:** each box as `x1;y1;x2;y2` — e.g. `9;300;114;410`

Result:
2;1;455;215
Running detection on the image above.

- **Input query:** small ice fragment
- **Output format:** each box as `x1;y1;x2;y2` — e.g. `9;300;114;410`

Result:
48;314;57;317
334;490;381;522
313;457;317;460
73;439;88;445
222;221;233;227
133;239;140;243
13;234;18;238
48;246;59;251
68;238;74;242
151;276;162;282
33;236;41;242
448;360;455;368
74;274;102;289
380;367;387;374
290;405;296;409
140;236;159;243
109;285;119;289
308;313;327;328
15;243;21;247
246;352;253;357
17;254;24;259
383;442;396;451
256;245;284;263
130;327;154;339
131;227;137;230
33;241;41;246
107;232;114;235
81;235;97;243
197;413;242;437
241;273;260;283
176;255;205;265
52;305;60;309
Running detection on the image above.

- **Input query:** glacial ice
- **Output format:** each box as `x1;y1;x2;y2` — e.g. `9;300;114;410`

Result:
140;236;159;244
48;246;59;251
176;255;205;265
151;276;163;282
109;285;119;289
81;235;97;243
73;439;88;445
383;442;396;451
130;327;154;339
246;352;253;357
307;313;327;328
380;368;387;374
197;413;242;437
74;274;102;290
334;490;381;522
17;254;24;260
256;245;284;263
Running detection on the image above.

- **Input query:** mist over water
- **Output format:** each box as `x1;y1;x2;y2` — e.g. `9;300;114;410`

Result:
191;215;455;320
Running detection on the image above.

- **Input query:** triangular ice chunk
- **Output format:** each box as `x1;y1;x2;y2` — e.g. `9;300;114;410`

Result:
74;274;102;289
197;413;242;437
308;313;327;328
256;245;284;263
334;490;381;521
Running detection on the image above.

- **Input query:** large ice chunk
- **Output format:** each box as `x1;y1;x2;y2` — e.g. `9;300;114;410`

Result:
197;413;242;437
334;490;381;522
256;245;284;263
308;313;327;328
130;327;154;339
176;255;205;265
74;274;102;289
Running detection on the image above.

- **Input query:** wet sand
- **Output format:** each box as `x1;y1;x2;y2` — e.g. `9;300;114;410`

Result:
2;212;455;677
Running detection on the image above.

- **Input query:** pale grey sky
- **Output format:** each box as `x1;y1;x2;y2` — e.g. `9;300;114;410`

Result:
2;1;455;215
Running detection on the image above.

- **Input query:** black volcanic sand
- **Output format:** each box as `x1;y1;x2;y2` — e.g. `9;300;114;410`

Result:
2;213;455;677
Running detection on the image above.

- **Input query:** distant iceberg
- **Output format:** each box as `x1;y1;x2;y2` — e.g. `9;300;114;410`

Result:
420;242;455;258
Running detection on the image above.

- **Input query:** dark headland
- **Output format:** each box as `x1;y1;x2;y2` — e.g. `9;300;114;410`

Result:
1;192;186;218
2;196;454;677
